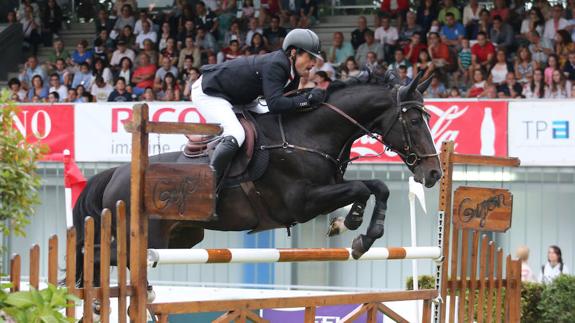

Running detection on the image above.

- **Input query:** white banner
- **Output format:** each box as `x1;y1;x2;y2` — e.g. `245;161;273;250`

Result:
74;103;208;162
508;100;575;166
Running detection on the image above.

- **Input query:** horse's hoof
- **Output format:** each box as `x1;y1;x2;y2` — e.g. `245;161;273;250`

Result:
351;235;366;260
327;217;347;237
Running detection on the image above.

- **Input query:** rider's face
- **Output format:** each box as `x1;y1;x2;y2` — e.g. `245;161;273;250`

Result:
294;52;316;76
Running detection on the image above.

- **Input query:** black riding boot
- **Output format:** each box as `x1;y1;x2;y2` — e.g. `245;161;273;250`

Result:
210;136;240;181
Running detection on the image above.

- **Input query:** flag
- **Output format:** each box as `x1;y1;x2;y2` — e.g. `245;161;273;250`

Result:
63;150;86;209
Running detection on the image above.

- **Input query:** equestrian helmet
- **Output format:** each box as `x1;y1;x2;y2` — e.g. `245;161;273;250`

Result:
283;29;322;60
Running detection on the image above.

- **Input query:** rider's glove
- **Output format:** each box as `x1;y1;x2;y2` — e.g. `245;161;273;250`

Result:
307;88;327;106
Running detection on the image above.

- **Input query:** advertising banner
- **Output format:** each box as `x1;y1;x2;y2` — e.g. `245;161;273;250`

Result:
508;101;575;166
13;105;75;161
350;101;509;162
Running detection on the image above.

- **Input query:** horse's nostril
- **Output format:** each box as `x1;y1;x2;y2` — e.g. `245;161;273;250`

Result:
430;169;442;181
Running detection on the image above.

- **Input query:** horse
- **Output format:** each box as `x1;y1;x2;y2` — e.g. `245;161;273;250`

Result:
72;71;442;285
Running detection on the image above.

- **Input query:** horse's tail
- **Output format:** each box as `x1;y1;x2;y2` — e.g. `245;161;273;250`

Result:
73;167;117;285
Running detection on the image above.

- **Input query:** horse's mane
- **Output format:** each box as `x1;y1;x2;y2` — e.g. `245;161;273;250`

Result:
326;68;400;96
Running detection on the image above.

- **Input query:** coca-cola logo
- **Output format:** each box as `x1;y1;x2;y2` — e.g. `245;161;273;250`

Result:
12;110;52;139
426;103;469;151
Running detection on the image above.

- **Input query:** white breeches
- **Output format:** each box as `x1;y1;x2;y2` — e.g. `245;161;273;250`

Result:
191;76;269;146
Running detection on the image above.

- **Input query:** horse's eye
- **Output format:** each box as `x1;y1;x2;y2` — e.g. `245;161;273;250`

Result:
410;119;420;126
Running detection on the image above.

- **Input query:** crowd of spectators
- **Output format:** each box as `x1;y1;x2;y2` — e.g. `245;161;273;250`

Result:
5;0;575;103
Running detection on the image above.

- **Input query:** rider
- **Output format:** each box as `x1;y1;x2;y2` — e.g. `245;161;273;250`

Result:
192;29;327;180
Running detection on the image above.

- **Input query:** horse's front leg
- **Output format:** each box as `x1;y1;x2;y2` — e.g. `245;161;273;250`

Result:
350;180;390;259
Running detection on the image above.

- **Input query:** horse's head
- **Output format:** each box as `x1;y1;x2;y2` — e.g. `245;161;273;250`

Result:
375;71;442;187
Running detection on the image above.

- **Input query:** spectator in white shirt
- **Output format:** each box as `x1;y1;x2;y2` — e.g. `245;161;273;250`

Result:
133;9;154;35
540;245;569;284
135;20;157;49
90;76;114;102
543;5;569;44
245;18;263;46
48;73;68;102
110;39;136;68
374;16;398;63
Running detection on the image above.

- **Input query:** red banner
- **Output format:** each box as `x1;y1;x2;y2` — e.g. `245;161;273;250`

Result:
350;101;508;162
14;105;75;161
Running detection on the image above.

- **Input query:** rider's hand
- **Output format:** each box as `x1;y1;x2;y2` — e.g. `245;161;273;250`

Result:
307;88;326;106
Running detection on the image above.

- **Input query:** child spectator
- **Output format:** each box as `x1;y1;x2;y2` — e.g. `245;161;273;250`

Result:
108;77;133;102
544;54;560;86
467;68;487;97
457;38;472;84
523;68;546;98
47;91;60;104
447;86;461;98
516;246;536;282
313;71;331;89
545;69;571;98
8;78;27;102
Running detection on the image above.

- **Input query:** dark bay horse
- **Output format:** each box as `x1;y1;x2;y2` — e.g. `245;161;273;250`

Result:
73;71;442;283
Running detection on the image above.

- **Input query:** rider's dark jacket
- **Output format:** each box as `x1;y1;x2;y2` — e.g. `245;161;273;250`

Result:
200;50;311;113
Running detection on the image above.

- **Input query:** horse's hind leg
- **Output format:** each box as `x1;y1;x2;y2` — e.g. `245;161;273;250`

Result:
350;180;390;259
328;200;367;236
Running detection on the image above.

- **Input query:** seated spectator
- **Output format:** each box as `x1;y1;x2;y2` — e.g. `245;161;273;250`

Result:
467;9;490;40
563;51;575;81
399;11;423;46
528;31;552;67
27;75;49;101
48;73;67;102
403;32;426;65
457;38;472;84
53;58;73;86
245;32;267;55
178;36;201;70
365;52;381;72
19;56;47;90
490;0;510;22
108;77;133;102
299;0;318;28
416;0;437;34
489;49;512;86
447;86;461;98
263;15;287;50
397;65;412;85
158;22;173;52
136;20;158;50
427;32;452;70
515;46;536;84
157;72;181;101
95;30;116;55
523;68;545;98
467;68;487;97
195;1;219;39
521;8;545;40
415;50;435;81
115;57;133;84
351;16;371;50
438;0;461;25
481;84;498;98
310;52;336;80
154;56;179;90
224;21;245;48
183;67;201;98
462;0;483;28
95;9;114;35
219;39;243;62
340;57;361;80
93;58;113;85
114;5;136;31
114;0;137;17
245;18;263;46
490;16;514;52
389;49;413;78
90;75;114;102
440;12;465;48
242;0;256;19
139;39;159;66
142;87;156;101
177;19;196;49
196;27;220;58
545;69;572;98
379;0;409;31
327;32;355;67
356;30;384;68
134;9;153;35
497;72;523;98
42;0;63;45
92;39;109;64
47;91;60;104
72;40;94;66
65;88;79;103
544;54;560;86
313;71;331;89
423;75;446;98
72;62;94;89
374;16;398;63
160;37;179;66
180;56;196;83
132;54;157;96
110;40;136;69
471;32;495;70
8;78;27;102
118;25;136;49
554;30;575;66
544;5;568;44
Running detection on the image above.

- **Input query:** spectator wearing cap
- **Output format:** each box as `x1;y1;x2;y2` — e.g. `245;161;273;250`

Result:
8;78;27;102
27;75;49;102
490;16;514;52
544;5;569;44
132;53;157;96
95;9;114;35
403;32;426;65
72;62;94;89
154;56;178;90
110;40;136;68
195;2;219;40
114;5;136;31
326;32;354;67
399;11;423;46
528;31;552;67
440;12;465;49
178;36;202;70
351;16;371;50
389;49;413;78
136;20;158;50
91;75;114;102
374;16;398;63
134;10;154;35
48;73;68;102
196;27;220;57
19;56;47;90
263;15;287;51
72;40;94;66
471;32;495;70
356;30;384;68
437;0;460;25
108;77;133;102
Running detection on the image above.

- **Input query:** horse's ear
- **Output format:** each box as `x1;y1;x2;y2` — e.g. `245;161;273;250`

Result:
399;70;423;100
417;74;433;94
